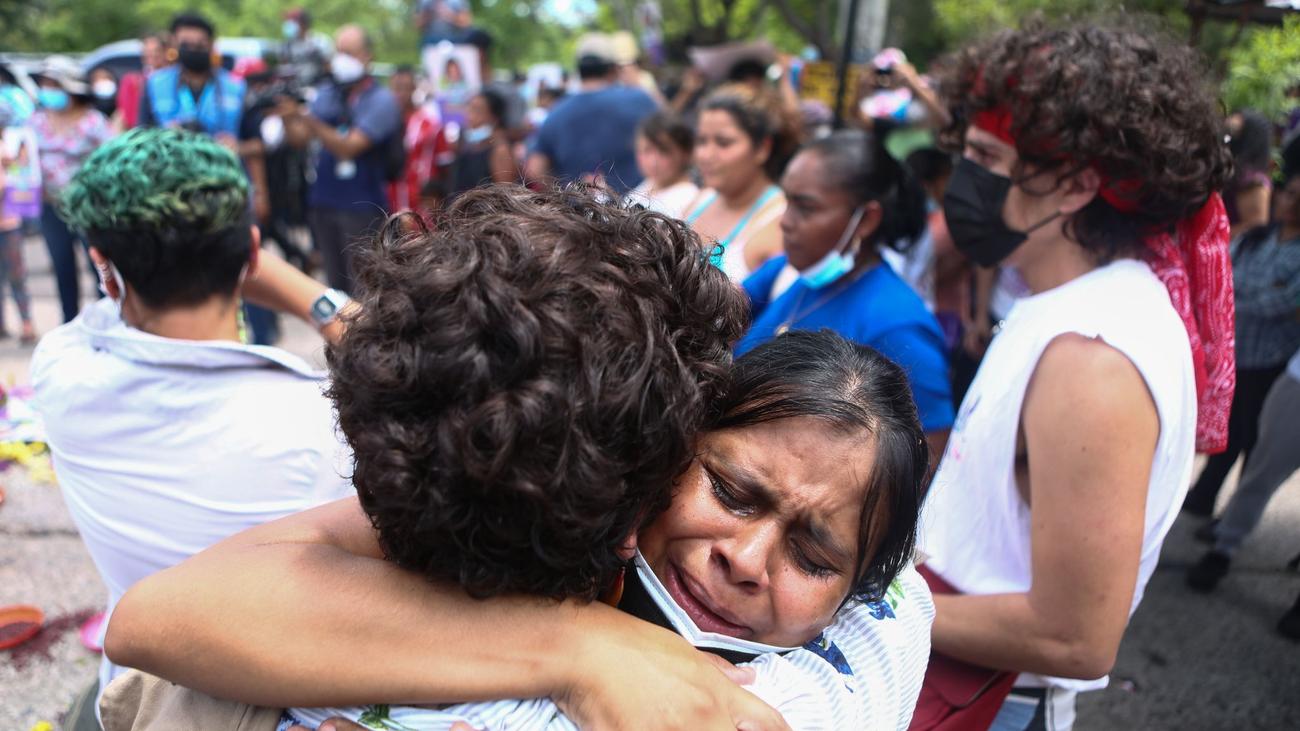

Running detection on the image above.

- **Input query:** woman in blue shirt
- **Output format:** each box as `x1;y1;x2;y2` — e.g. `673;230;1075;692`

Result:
737;129;954;449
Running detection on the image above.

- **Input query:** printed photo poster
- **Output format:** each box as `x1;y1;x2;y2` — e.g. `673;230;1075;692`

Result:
2;126;41;221
422;42;481;130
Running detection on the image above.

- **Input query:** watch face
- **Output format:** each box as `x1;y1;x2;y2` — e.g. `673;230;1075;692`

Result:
312;296;339;321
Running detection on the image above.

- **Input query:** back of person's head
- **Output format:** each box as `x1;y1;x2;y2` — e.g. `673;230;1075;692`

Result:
61;128;252;309
905;147;955;188
709;329;928;602
700;84;802;182
727;58;768;85
637;110;694;157
286;7;312;28
478;87;508;124
800;129;928;252
1228;109;1273;177
576;55;615;82
938;20;1232;262
170;11;215;39
329;185;749;601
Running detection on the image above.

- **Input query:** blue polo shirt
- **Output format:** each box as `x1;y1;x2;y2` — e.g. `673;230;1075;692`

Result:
532;85;657;194
738;257;955;432
308;80;401;213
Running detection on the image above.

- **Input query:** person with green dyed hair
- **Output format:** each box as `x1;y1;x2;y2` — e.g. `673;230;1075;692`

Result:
30;126;359;726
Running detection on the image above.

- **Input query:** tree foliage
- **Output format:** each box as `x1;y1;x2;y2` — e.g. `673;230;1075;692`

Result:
1222;16;1300;120
4;0;1292;105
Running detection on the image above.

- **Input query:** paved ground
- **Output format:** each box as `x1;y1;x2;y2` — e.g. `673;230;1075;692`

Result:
0;235;1297;730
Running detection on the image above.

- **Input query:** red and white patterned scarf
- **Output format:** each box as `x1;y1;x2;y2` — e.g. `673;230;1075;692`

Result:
1141;195;1235;453
973;109;1235;453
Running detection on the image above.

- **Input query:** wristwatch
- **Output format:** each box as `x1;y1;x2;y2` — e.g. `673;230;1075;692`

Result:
309;288;351;328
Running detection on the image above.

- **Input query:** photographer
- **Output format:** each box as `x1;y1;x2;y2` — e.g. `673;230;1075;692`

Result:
278;25;399;293
235;57;312;273
279;7;332;88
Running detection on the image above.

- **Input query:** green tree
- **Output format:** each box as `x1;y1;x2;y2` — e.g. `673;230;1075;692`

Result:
1222;15;1300;120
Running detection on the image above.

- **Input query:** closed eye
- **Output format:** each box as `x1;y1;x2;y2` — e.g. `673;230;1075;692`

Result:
708;468;755;517
791;540;839;579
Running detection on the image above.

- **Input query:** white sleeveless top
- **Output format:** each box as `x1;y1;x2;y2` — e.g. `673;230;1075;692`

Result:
918;259;1197;693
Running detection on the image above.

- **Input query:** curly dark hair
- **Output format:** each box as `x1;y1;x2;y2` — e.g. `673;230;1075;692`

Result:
937;21;1233;261
328;185;748;601
708;330;928;604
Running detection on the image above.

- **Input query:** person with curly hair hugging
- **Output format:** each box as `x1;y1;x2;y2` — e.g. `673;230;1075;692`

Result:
908;22;1236;731
102;187;937;731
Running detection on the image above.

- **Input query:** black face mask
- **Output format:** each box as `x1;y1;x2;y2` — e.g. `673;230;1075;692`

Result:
178;45;213;74
91;96;117;117
943;157;1059;267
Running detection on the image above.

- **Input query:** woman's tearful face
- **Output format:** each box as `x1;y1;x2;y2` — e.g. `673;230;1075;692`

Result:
638;417;879;647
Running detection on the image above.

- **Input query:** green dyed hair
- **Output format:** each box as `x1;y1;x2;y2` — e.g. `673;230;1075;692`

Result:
61;127;248;235
61;128;255;309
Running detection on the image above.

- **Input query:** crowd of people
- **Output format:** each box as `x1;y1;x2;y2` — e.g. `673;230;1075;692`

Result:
2;7;1299;731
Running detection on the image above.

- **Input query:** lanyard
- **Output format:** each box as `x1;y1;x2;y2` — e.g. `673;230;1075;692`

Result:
774;264;874;336
174;74;225;132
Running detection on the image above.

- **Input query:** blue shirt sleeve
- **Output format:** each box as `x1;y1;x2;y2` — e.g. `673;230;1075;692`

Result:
355;88;400;144
872;324;954;432
534;107;559;161
744;255;788;320
309;85;336;124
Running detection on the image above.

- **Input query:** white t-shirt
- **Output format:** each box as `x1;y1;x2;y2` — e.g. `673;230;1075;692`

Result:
31;298;355;699
626;179;700;220
287;560;935;730
918;259;1197;692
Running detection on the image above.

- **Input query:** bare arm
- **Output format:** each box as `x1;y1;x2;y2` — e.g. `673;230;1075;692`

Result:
524;151;553;186
895;62;951;129
490;141;517;184
241;139;271;224
105;497;789;731
774;57;801;123
929;334;1156;679
241;247;351;345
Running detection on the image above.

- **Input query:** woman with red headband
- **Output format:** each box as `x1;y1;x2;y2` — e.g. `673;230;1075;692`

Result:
912;23;1234;731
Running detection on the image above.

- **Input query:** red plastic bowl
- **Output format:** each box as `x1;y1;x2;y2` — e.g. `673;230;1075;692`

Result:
0;604;44;650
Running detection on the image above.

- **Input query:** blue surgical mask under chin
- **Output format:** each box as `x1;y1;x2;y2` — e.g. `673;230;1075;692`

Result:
798;206;867;290
38;88;70;111
464;124;493;145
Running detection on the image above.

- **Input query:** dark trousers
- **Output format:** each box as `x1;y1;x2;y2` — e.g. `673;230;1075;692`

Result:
308;208;383;294
41;201;96;323
1185;363;1288;514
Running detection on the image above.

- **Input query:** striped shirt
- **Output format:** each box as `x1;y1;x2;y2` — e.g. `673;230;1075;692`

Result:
1232;226;1300;369
284;563;934;731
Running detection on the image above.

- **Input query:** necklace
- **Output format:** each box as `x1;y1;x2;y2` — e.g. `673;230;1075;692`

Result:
774;264;873;336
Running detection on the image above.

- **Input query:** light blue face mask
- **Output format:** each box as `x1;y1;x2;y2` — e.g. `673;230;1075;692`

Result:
282;20;300;40
38;88;70;111
464;124;493;145
798;205;867;290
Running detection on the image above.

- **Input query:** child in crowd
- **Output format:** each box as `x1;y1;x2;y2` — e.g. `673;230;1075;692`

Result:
627;110;699;219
